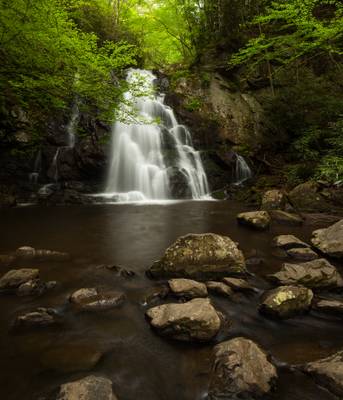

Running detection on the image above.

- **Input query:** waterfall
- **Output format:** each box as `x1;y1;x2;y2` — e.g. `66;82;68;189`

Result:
29;149;42;184
234;154;252;184
67;103;79;148
105;69;210;202
51;148;61;182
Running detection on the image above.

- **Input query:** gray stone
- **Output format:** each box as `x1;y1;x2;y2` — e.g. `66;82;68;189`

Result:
16;279;47;297
312;219;343;258
314;298;343;317
269;259;343;289
260;285;313;318
272;235;309;250
0;268;39;291
148;233;246;279
70;288;125;311
222;277;255;292
57;375;118;400
168;278;208;299
146;298;221;342
15;308;59;328
286;247;319;261
237;211;271;230
261;189;287;211
269;210;303;226
208;337;277;399
206;281;233;297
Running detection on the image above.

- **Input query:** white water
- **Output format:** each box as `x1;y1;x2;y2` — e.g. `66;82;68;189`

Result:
105;69;210;202
29;149;42;184
234;154;252;184
67;103;79;148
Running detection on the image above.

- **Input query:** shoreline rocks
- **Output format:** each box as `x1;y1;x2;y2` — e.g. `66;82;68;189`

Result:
168;278;208;299
312;219;343;258
237;211;271;230
147;233;246;279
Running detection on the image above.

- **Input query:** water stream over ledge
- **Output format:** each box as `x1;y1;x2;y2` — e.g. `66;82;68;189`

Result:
0;201;342;400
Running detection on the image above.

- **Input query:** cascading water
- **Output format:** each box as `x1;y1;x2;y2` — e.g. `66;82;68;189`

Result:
105;69;210;202
234;154;252;184
29;149;42;184
66;103;79;148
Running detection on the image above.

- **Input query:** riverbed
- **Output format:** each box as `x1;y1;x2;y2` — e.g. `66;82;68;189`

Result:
0;201;341;400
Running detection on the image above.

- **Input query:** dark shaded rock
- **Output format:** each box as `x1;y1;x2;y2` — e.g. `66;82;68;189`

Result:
222;277;255;292
40;344;103;373
269;259;343;289
312;219;343;258
15;307;59;328
314;298;343;317
237;211;271;230
146;298;221;341
259;285;313;318
0;268;39;292
16;279;54;297
289;181;330;212
148;233;246;279
304;350;343;397
208;337;277;399
15;246;70;261
0;254;16;267
99;264;136;278
70;288;125;311
57;375;117;400
269;210;303;226
167;167;192;199
272;235;309;250
286;247;318;261
206;281;233;297
142;285;169;306
261;189;287;211
168;278;208;299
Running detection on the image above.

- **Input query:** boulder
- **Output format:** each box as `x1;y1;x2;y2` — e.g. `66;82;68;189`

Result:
259;285;313;318
304;351;343;397
168;278;208;299
148;233;246;279
16;279;56;297
314;298;343;317
311;219;343;258
15;308;59;328
261;189;287;211
289;181;329;212
15;246;70;261
142;286;169;306
269;259;343;289
208;337;277;399
272;235;309;250
0;268;39;291
237;211;271;230
286;247;318;261
206;281;233;297
70;288;125;311
146;298;221;341
222;277;255;292
57;375;118;400
269;210;303;226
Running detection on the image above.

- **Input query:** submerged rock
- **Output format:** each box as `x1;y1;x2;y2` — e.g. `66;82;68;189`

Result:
99;264;136;278
16;279;56;297
304;350;343;397
147;233;246;279
15;307;59;328
206;281;233;297
0;268;39;292
70;288;125;311
237;211;271;230
146;298;221;341
261;189;287;211
57;375;118;400
286;247;319;261
311;219;343;258
260;285;313;318
168;278;208;299
269;210;303;226
222;277;255;292
208;337;277;399
15;246;70;261
272;235;309;250
0;254;15;267
269;259;343;289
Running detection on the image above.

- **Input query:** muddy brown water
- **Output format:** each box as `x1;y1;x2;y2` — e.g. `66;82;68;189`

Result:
0;201;342;400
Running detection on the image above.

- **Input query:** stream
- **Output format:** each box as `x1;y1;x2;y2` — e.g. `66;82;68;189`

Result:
0;200;342;399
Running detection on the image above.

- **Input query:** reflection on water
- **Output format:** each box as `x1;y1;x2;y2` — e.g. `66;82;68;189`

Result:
0;201;341;400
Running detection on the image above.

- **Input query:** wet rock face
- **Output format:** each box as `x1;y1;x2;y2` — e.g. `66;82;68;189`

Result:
57;375;117;400
168;278;208;299
237;211;271;230
146;298;221;342
148;233;246;279
167;167;193;199
15;308;59;328
0;268;39;291
208;337;277;399
70;288;125;311
261;189;287;211
312;219;343;258
272;235;309;250
260;285;313;318
269;259;343;289
304;351;343;397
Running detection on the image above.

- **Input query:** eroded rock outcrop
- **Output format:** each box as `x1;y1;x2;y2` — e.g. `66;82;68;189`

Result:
208;337;277;399
147;233;246;279
260;285;313;318
312;219;343;258
146;298;221;341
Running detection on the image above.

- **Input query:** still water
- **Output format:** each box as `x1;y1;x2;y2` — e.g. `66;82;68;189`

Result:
0;201;341;400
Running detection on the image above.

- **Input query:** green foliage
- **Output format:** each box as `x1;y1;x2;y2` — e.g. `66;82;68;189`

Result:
184;97;202;112
316;156;343;181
